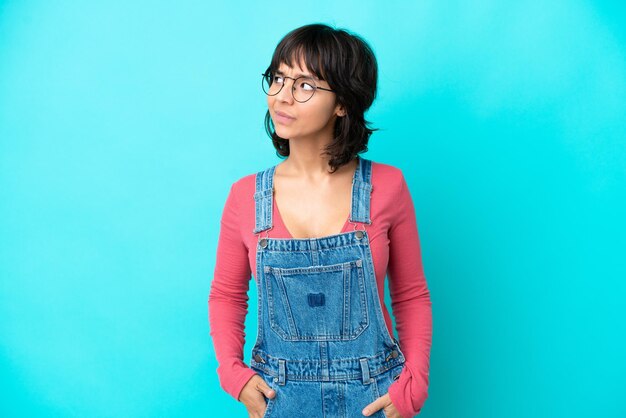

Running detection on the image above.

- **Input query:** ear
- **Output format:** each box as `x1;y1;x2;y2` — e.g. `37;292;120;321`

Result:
335;104;346;117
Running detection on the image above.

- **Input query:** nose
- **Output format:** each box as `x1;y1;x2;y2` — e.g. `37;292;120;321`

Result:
275;77;295;104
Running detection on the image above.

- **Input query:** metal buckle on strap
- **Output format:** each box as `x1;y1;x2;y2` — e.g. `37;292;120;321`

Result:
350;221;367;232
256;225;273;248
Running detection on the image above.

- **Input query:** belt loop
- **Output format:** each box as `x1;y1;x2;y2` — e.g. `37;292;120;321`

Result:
278;359;286;386
359;358;372;385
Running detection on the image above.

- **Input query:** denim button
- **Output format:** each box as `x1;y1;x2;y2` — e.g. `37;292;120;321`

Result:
254;354;263;363
259;238;268;248
355;230;364;239
386;349;399;361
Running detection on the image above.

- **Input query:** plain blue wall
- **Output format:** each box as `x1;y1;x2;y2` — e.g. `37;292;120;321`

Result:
1;1;625;417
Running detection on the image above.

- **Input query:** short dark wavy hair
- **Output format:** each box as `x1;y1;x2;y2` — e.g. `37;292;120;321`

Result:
263;23;379;173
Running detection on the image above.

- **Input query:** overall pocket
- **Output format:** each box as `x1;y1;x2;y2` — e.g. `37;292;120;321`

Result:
257;370;276;418
264;259;368;341
374;364;405;418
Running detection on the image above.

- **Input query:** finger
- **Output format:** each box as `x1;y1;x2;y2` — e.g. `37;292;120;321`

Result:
255;378;276;399
362;393;390;416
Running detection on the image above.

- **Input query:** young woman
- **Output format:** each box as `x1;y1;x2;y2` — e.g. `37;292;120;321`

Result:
208;24;432;418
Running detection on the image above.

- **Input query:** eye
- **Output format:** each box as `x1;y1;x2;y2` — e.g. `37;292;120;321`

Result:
273;75;284;84
298;80;315;91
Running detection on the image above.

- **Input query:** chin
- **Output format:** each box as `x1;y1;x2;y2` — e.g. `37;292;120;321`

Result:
273;127;292;139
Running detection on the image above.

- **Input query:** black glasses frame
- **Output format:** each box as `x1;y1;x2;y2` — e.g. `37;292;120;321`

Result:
261;72;334;103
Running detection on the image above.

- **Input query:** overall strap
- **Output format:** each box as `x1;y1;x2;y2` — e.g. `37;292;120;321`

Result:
350;156;373;224
253;165;275;234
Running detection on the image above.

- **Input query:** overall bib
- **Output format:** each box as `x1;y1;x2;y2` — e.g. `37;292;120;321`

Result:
250;156;406;418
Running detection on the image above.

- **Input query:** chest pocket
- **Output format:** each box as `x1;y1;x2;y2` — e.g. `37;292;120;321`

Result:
264;259;369;341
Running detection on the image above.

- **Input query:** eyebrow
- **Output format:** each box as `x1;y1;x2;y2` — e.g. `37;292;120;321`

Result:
275;69;319;80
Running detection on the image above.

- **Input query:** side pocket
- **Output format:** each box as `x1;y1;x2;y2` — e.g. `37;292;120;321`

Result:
261;373;276;418
375;366;403;418
369;378;387;418
384;368;403;418
262;395;274;418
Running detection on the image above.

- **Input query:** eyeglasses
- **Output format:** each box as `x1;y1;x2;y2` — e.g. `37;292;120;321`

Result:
261;72;334;103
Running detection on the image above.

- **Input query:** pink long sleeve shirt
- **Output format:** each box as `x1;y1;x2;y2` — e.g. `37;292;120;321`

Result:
208;161;432;418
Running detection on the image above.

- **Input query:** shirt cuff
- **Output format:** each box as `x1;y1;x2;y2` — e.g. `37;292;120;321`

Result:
387;361;429;417
225;366;258;402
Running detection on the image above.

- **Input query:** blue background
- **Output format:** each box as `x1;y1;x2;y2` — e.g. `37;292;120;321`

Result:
1;1;625;417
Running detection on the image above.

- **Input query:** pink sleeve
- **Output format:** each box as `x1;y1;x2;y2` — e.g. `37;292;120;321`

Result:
385;173;433;418
208;182;258;402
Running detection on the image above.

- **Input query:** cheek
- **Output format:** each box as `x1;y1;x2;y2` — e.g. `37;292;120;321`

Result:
309;105;335;126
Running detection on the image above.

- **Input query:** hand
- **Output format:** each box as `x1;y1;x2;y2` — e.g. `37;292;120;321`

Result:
362;392;401;418
238;374;276;418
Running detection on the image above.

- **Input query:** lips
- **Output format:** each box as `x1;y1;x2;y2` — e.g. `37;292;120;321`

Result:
275;110;295;119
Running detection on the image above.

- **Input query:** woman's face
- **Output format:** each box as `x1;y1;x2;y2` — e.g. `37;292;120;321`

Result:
267;58;345;142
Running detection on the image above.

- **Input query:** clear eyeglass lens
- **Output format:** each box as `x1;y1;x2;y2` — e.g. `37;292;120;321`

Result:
293;77;316;102
262;73;317;102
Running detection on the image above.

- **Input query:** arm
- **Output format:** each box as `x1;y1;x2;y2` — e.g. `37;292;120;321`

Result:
386;173;433;418
208;182;258;401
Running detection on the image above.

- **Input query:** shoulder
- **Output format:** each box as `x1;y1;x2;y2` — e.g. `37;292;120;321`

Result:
230;162;277;190
227;165;271;206
370;159;406;192
369;160;416;229
230;173;256;194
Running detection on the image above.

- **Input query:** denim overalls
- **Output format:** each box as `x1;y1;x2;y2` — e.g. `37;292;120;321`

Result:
250;156;406;418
